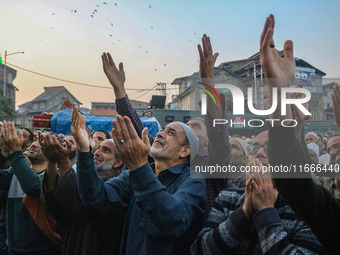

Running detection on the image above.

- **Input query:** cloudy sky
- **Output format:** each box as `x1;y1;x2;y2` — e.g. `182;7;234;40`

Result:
1;0;340;108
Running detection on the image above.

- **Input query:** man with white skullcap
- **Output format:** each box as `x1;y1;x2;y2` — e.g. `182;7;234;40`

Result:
307;142;319;163
72;101;205;255
305;131;318;144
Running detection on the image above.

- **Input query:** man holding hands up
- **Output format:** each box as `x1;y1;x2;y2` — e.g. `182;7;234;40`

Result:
71;103;205;255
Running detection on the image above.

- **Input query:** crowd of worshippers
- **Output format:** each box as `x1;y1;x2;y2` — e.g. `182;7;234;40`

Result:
0;14;339;255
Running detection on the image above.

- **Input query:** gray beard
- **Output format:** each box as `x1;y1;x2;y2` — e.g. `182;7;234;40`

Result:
95;159;116;174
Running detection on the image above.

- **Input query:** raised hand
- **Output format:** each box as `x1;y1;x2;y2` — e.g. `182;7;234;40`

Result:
198;34;222;118
111;115;150;171
332;83;340;128
1;121;23;154
242;172;254;218
38;132;71;164
87;125;98;151
71;103;89;152
102;52;126;99
260;14;295;88
198;34;219;81
251;159;278;212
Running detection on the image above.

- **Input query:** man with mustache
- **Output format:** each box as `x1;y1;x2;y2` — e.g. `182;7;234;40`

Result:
101;34;231;217
0;122;60;255
72;101;205;255
41;134;125;255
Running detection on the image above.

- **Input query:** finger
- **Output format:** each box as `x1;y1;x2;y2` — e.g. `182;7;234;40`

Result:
17;130;23;143
260;15;274;47
270;14;275;45
334;83;340;99
80;115;86;130
261;26;274;51
245;175;253;189
141;127;149;148
252;159;263;185
74;111;80;131
65;139;72;153
107;53;119;72
283;40;294;62
38;132;45;147
212;53;219;64
124;116;139;140
51;135;60;146
332;93;339;113
9;122;16;140
111;128;119;146
119;62;124;73
102;53;108;71
117;115;130;142
45;133;54;148
3;123;10;142
202;34;209;58
207;35;212;56
71;103;78;125
197;44;203;61
251;179;259;191
87;125;91;136
112;118;124;142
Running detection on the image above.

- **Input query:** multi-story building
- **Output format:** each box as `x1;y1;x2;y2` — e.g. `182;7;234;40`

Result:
16;86;82;128
92;99;149;117
172;51;326;121
0;63;18;120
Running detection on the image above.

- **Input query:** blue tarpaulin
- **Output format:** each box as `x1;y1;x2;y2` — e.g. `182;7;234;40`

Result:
51;109;161;137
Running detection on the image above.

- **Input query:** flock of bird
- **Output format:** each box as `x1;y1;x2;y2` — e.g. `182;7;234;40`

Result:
49;1;200;71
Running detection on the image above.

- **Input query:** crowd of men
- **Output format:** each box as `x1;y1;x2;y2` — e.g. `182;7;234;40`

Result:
0;14;339;255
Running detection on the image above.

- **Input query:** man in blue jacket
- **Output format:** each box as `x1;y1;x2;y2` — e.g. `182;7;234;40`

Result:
71;102;205;255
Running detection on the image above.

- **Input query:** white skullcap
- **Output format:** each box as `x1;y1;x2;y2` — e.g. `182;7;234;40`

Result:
306;132;318;140
307;142;319;158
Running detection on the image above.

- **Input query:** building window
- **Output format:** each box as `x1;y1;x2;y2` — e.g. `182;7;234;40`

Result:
96;106;100;110
111;106;115;110
104;106;108;110
312;112;317;120
33;103;38;110
327;103;330;109
39;102;45;109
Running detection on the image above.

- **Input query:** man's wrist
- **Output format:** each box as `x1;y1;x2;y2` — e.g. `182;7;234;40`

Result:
78;145;90;152
255;205;275;212
128;160;149;172
114;88;126;99
242;204;252;219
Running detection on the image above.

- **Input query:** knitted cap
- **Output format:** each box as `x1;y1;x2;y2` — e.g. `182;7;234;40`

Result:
175;122;199;161
231;138;249;156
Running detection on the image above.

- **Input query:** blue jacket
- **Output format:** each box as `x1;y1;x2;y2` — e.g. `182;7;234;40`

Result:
76;151;205;255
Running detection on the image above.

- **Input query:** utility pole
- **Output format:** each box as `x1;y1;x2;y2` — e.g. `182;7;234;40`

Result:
156;82;167;96
3;50;7;97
